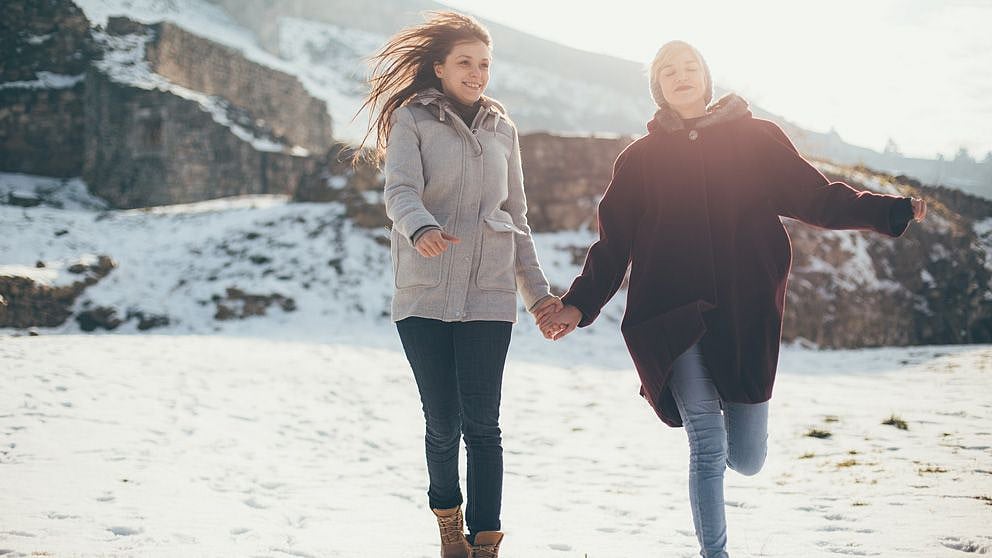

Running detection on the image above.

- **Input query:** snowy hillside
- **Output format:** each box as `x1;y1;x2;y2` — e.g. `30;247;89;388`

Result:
0;171;606;343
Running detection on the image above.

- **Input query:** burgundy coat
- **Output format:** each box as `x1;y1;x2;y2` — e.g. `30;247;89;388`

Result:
560;94;913;427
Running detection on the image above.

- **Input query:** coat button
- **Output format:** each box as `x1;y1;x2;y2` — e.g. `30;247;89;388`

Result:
688;129;699;141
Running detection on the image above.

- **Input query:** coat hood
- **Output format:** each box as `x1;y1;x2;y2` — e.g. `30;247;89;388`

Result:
647;93;751;135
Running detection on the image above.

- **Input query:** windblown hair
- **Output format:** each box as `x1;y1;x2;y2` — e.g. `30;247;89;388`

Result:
355;11;492;166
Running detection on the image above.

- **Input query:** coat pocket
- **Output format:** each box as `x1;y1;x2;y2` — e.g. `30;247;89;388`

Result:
392;215;448;289
476;210;522;292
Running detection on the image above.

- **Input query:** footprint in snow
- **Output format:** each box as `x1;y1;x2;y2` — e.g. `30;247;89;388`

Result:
940;536;992;553
108;526;143;536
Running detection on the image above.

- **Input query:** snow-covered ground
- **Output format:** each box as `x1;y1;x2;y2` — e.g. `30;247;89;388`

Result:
0;334;989;557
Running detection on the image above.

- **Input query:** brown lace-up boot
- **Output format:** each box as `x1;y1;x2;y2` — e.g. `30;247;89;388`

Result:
432;507;471;558
470;531;504;558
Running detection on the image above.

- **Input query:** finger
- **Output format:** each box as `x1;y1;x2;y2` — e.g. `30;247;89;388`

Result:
537;313;558;328
554;323;576;341
537;300;563;319
533;304;558;322
441;232;461;243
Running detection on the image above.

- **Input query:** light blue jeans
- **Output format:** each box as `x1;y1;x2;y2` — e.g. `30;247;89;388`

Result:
668;343;769;558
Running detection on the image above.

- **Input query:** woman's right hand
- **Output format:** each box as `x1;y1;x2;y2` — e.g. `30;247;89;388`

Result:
415;229;460;258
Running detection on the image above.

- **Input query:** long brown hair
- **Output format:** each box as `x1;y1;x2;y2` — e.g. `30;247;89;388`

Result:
355;11;492;166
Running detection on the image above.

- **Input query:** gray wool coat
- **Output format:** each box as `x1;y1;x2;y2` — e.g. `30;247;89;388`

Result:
384;88;552;323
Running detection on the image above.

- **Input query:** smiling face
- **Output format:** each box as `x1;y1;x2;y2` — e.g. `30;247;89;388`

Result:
433;40;491;105
655;47;707;113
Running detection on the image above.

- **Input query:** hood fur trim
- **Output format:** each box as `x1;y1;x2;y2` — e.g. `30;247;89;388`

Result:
648;93;751;135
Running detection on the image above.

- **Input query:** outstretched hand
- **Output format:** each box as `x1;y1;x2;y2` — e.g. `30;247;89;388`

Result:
537;304;582;341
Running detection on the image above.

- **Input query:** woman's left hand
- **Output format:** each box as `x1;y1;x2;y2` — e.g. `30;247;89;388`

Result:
531;296;564;325
911;197;927;222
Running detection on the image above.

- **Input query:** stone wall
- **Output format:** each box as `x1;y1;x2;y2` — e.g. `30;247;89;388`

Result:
0;0;98;176
518;132;632;232
143;20;332;153
2;6;334;208
83;68;317;207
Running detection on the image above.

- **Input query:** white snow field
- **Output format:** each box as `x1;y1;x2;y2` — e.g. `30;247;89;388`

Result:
0;334;989;557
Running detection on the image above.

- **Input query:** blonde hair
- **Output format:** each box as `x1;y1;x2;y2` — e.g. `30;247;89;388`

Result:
648;40;713;108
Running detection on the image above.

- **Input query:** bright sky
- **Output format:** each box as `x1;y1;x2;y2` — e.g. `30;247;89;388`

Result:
441;0;992;160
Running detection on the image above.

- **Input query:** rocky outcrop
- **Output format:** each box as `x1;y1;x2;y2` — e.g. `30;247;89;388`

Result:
0;255;116;328
294;144;387;228
213;287;296;320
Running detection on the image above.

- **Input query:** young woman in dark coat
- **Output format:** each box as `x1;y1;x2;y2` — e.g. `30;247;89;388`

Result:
536;40;927;557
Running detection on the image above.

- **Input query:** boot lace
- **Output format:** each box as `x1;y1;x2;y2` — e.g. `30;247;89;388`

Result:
472;543;499;558
436;511;465;545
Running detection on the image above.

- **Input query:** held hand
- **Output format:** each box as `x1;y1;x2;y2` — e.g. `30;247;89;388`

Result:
539;304;582;341
911;197;927;222
415;229;460;258
531;296;564;325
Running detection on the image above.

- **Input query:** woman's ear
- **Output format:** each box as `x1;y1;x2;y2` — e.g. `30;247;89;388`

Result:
433;62;444;79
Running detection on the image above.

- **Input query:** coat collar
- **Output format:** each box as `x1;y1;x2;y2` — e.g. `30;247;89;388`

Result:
647;93;751;135
408;87;507;132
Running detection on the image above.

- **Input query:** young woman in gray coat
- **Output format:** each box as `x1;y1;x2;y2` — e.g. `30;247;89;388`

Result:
358;11;563;558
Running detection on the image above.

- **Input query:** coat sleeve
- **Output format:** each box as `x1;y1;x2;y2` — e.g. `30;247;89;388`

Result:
503;126;553;311
560;148;642;327
757;120;912;237
383;107;442;246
